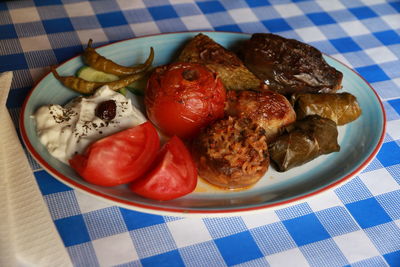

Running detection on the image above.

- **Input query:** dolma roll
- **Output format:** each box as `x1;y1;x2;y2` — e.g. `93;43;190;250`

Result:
269;115;340;172
291;92;361;125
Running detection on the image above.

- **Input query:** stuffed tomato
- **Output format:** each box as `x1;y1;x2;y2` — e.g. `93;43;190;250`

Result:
145;62;226;139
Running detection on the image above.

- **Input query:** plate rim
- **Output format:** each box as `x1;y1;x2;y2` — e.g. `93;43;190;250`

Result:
19;31;387;217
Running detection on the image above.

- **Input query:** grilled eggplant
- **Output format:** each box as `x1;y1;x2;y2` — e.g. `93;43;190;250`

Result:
239;33;343;95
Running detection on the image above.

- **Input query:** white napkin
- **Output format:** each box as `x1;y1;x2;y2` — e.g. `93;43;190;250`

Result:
0;72;73;267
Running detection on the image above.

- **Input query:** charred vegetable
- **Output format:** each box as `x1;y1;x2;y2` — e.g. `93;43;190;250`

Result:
178;33;262;91
269;115;340;172
52;68;146;94
239;33;343;95
83;39;154;76
291;92;361;125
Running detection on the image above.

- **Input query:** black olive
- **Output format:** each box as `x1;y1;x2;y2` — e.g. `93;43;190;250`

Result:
96;100;117;121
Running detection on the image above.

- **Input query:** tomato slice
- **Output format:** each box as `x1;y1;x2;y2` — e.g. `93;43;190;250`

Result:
69;122;160;187
129;136;198;201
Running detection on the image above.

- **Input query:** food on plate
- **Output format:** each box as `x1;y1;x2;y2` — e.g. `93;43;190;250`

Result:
83;39;154;76
239;33;343;95
52;39;153;94
145;62;226;139
291;92;362;125
70;122;160;187
52;67;147;94
178;33;262;91
225;90;296;142
76;65;119;82
95;99;117;121
130;136;197;201
191;116;269;189
75;66;127;96
269;115;340;172
34;85;146;164
33;32;365;201
75;66;145;96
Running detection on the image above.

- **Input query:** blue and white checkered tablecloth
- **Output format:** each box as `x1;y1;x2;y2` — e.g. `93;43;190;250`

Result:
1;0;400;266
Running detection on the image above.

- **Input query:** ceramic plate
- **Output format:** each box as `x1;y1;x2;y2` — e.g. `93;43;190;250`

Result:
20;32;386;217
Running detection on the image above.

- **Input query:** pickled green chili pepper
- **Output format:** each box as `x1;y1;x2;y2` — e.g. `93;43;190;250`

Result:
83;39;154;76
52;68;147;94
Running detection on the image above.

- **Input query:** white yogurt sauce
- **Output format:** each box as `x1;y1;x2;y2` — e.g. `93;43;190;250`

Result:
34;85;146;164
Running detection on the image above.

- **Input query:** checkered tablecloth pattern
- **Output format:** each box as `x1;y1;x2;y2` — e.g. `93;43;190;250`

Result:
1;0;400;266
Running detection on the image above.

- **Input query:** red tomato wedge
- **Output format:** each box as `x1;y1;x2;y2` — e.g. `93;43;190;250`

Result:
130;136;198;201
69;122;160;187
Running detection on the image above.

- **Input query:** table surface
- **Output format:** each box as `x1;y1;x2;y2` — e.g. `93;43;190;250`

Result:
2;0;400;266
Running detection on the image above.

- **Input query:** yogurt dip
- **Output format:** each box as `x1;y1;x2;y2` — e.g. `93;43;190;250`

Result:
34;86;146;164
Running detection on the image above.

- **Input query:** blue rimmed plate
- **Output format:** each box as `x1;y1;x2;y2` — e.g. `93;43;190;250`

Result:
20;31;385;217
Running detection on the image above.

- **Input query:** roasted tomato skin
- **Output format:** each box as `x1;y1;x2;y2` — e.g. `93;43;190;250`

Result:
69;122;160;187
145;62;226;139
129;136;198;201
